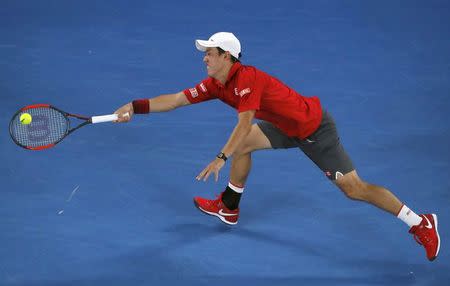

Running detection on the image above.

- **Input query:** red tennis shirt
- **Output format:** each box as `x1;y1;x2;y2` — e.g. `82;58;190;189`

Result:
183;62;322;139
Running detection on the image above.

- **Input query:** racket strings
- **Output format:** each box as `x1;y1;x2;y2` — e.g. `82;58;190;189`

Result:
10;107;69;148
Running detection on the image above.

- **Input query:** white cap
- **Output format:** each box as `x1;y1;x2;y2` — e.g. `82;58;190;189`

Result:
195;32;241;59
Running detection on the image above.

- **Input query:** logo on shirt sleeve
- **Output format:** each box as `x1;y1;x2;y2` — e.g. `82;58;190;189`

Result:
199;83;207;93
239;88;251;97
189;88;199;98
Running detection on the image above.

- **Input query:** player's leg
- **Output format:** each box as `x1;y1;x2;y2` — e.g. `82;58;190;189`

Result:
221;124;273;210
301;110;440;261
194;122;298;225
334;170;403;215
229;123;273;185
224;121;302;207
334;169;440;261
298;111;406;215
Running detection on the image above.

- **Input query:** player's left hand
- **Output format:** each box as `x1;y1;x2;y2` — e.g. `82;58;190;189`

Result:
196;158;226;182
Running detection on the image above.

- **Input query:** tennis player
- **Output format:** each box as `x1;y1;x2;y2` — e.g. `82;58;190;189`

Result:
114;32;440;261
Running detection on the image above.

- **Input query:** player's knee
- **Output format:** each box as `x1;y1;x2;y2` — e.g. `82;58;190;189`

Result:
342;187;362;200
235;124;271;156
234;142;252;156
338;180;368;201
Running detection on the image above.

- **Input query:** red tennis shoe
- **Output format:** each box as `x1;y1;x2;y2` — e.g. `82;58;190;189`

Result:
409;214;440;261
193;193;239;225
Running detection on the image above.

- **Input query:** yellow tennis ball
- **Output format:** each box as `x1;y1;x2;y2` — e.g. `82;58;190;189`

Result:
20;113;32;125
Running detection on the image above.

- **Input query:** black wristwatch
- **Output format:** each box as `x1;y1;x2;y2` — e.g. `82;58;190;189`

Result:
216;152;228;162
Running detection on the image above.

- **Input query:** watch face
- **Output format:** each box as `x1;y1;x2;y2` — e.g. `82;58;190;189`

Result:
217;153;226;160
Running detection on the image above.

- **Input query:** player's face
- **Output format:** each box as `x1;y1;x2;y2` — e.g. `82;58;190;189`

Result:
203;48;227;78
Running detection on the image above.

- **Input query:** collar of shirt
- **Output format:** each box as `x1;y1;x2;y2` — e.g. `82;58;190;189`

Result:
213;62;242;88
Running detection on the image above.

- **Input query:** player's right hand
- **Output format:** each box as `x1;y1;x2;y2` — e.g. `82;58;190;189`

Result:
114;102;134;123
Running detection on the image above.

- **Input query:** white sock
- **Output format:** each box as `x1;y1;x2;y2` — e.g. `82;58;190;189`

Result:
228;182;244;193
397;205;422;227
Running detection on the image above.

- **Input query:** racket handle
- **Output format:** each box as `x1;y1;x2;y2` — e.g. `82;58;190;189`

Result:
91;114;118;124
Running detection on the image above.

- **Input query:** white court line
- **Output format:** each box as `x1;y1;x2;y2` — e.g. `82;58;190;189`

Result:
58;185;80;215
66;185;80;202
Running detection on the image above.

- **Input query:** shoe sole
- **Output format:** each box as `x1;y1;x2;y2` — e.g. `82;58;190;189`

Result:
193;199;238;226
430;214;440;261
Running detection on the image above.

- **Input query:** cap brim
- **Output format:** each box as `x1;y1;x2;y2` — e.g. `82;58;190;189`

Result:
195;39;219;52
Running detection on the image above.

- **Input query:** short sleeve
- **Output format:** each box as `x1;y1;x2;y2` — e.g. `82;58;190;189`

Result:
236;68;263;113
183;78;216;104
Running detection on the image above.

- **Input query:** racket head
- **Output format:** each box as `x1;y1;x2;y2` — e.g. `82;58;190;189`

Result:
9;104;70;150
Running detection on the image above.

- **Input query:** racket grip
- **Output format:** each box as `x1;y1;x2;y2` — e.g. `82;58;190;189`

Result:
91;114;118;124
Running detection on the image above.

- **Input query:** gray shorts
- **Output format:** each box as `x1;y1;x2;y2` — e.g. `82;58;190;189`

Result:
257;111;354;181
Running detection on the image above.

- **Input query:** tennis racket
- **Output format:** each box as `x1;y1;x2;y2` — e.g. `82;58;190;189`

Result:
9;104;124;150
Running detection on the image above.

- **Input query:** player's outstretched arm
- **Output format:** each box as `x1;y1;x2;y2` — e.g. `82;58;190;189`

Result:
114;91;190;123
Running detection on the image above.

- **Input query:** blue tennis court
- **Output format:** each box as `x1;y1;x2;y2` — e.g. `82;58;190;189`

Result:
1;1;449;285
